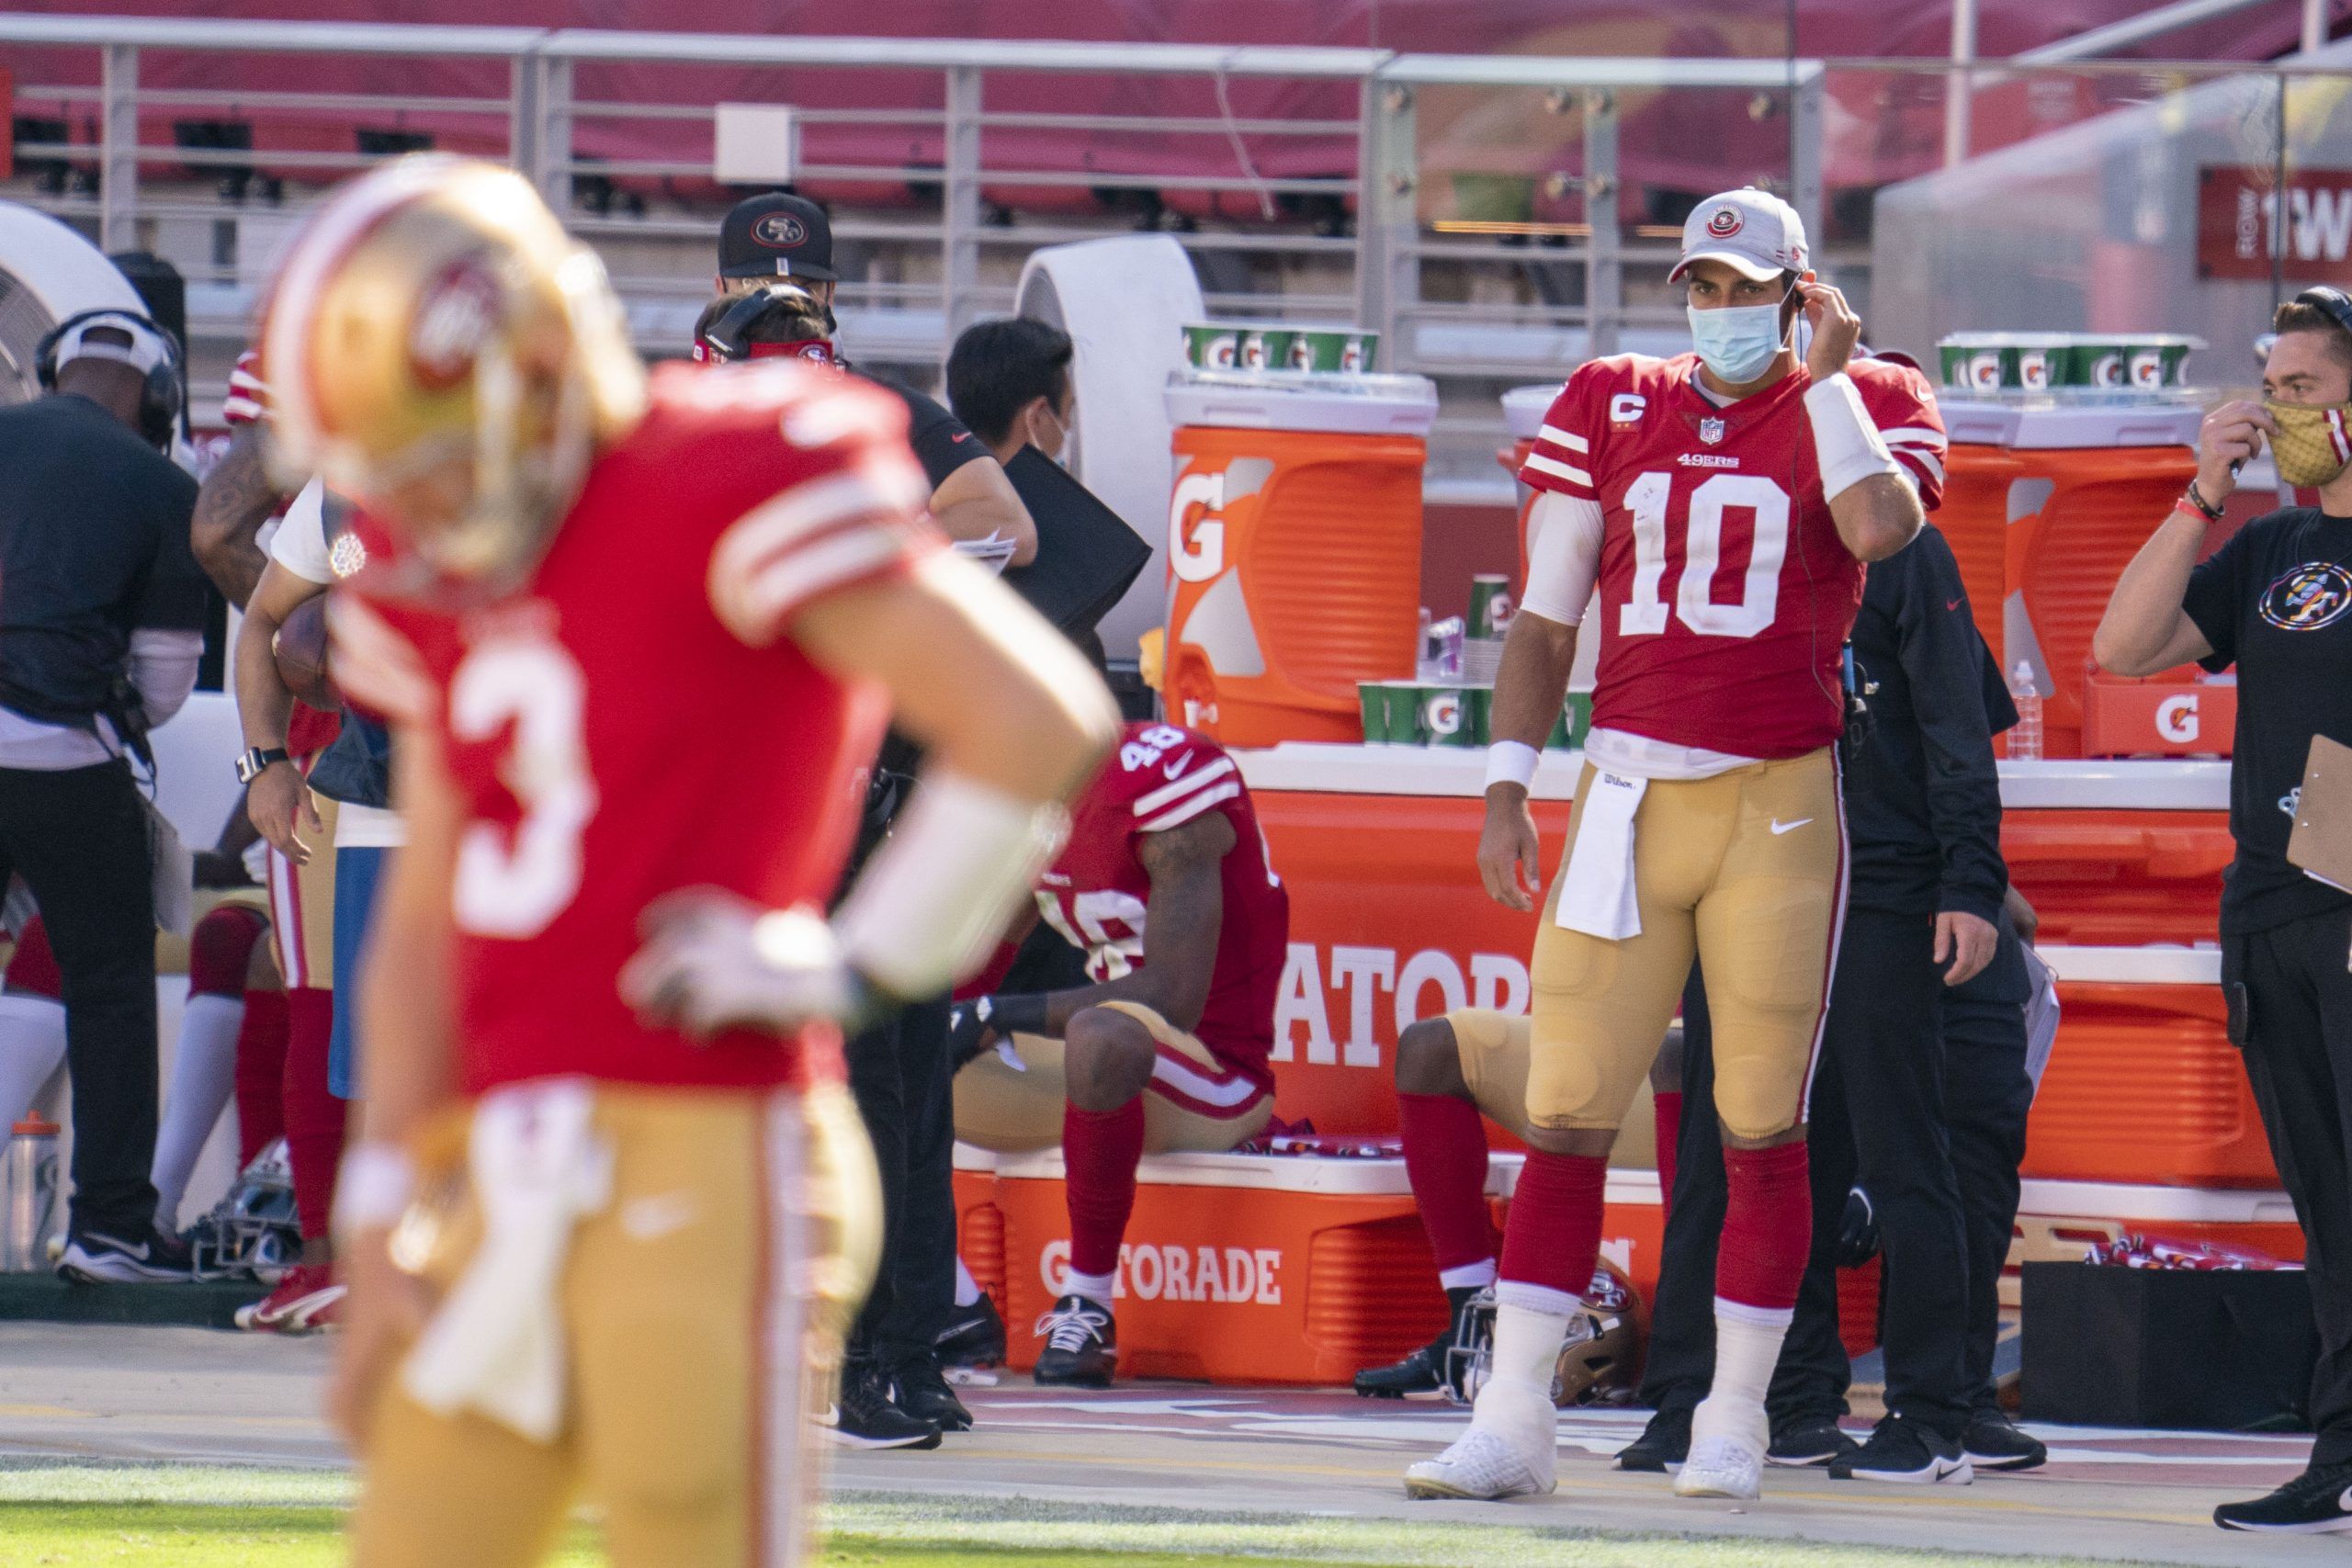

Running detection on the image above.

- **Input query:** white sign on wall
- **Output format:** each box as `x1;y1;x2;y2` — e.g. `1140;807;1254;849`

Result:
713;104;799;186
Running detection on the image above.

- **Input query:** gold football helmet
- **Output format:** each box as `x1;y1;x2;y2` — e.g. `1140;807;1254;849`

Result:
261;154;646;590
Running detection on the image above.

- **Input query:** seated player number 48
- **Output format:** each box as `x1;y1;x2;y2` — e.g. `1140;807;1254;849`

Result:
947;720;1290;1386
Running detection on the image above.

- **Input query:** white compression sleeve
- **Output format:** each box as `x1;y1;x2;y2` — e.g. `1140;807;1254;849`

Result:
1803;372;1904;502
1517;491;1603;626
150;993;243;1228
834;771;1069;998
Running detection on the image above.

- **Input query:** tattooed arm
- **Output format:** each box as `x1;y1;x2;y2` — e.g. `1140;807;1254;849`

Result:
193;426;291;610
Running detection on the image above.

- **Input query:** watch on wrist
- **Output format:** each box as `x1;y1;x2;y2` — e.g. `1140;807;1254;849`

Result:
234;747;289;784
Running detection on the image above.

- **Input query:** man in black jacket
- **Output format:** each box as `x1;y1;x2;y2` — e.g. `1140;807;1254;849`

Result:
0;312;206;1281
1625;522;2018;1483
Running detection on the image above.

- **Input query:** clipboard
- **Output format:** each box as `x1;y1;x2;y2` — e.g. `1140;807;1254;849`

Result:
2285;733;2352;895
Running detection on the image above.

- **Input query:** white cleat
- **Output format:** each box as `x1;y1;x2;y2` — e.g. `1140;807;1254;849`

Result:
1403;1382;1558;1501
1673;1397;1768;1501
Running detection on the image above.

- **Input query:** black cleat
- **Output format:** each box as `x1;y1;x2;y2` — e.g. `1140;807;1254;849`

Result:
1031;1294;1117;1387
1829;1413;1972;1484
2214;1462;2352;1533
892;1356;974;1434
1355;1286;1487;1401
1962;1410;2046;1472
56;1222;192;1284
1616;1404;1692;1472
934;1291;1008;1371
823;1360;943;1450
1769;1416;1859;1468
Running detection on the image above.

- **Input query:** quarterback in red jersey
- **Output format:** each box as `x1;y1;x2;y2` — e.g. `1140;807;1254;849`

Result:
263;156;1114;1568
1406;187;1944;1506
949;720;1288;1384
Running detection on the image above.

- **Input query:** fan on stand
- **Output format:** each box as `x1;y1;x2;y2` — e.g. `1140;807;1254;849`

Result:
0;201;153;410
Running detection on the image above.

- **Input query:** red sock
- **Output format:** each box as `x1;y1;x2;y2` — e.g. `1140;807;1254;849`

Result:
1063;1099;1147;1280
233;989;289;1168
281;987;346;1243
1497;1150;1610;1305
1652;1090;1683;1227
188;905;267;998
1718;1140;1813;1313
1398;1091;1495;1278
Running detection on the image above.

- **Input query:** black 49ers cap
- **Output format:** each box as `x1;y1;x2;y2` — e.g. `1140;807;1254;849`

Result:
718;192;836;283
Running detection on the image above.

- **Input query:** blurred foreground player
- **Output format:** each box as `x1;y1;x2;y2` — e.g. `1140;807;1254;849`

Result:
1405;188;1938;1505
950;721;1287;1385
264;156;1113;1568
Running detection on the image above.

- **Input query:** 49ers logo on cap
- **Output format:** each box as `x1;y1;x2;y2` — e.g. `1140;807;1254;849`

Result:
407;256;502;390
752;212;808;249
1705;207;1744;239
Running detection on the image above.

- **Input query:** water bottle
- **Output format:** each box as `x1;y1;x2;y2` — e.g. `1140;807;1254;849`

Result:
2007;661;2043;761
2;1116;60;1273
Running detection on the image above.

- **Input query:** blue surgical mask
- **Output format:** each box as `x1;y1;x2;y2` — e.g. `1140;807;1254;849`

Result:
1688;298;1792;385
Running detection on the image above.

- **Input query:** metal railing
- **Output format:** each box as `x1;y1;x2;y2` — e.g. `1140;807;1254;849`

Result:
3;14;2346;485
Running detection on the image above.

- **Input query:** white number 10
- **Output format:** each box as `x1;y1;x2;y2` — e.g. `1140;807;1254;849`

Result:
1617;471;1791;640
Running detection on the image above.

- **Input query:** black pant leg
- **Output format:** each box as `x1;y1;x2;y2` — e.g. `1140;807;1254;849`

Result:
846;1011;908;1359
1768;994;1855;1428
2235;910;2352;1469
1939;987;2032;1414
879;996;954;1369
1639;963;1720;1416
1828;907;1971;1434
0;764;159;1234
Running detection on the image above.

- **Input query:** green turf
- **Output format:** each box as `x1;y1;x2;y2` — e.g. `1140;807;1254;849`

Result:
0;1461;2184;1568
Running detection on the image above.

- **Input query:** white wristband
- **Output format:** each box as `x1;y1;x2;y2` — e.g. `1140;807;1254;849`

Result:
1484;739;1541;793
1804;373;1903;502
835;770;1070;998
331;1142;416;1239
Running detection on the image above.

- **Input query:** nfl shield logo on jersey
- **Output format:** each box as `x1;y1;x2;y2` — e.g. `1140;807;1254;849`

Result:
1699;416;1726;446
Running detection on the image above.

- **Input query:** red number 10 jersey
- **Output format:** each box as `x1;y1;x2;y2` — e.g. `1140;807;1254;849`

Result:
1519;354;1946;760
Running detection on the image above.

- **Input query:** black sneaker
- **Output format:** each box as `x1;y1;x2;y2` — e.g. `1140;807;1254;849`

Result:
2215;1462;2352;1533
892;1356;974;1434
934;1292;1007;1371
1769;1416;1859;1468
1616;1404;1692;1472
1962;1410;2046;1472
1031;1294;1117;1387
823;1361;943;1450
56;1222;193;1284
1829;1414;1973;1484
1355;1286;1485;1401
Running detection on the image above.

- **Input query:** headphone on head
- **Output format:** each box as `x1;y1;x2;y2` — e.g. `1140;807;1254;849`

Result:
35;308;185;449
2294;286;2352;340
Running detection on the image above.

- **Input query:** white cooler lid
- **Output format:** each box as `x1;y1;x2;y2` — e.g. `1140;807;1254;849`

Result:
1502;382;1562;440
1939;398;2200;450
1165;368;1439;436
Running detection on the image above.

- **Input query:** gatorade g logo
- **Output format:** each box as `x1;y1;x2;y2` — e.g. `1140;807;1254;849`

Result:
1204;333;1239;368
2086;353;2125;389
2019;351;2051;390
1424;691;1464;736
752;212;807;248
1968;352;2002;390
2156;694;2199;744
2130;350;2165;389
1170;468;1228;582
1706;207;1743;239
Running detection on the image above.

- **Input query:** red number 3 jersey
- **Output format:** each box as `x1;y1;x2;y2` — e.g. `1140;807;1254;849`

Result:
337;362;937;1097
1037;723;1289;1091
1520;354;1946;760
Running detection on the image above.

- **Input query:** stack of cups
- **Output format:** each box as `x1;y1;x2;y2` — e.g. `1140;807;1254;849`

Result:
1461;575;1511;683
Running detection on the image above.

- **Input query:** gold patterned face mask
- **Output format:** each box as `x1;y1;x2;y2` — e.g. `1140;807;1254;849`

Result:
2266;399;2352;488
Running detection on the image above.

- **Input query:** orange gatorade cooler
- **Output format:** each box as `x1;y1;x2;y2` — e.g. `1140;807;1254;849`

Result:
1935;400;2199;758
1163;369;1439;745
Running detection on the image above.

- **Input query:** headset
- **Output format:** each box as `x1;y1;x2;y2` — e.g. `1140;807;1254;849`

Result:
34;308;185;449
2295;285;2352;339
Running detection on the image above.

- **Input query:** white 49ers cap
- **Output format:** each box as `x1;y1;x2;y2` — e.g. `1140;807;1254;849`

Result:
1670;188;1809;282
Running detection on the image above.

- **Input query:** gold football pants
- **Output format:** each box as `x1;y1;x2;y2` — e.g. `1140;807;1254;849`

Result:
349;1081;879;1568
953;999;1273;1155
1525;749;1844;1143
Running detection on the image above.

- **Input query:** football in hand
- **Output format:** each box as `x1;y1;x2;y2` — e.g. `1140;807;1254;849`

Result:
272;595;337;710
